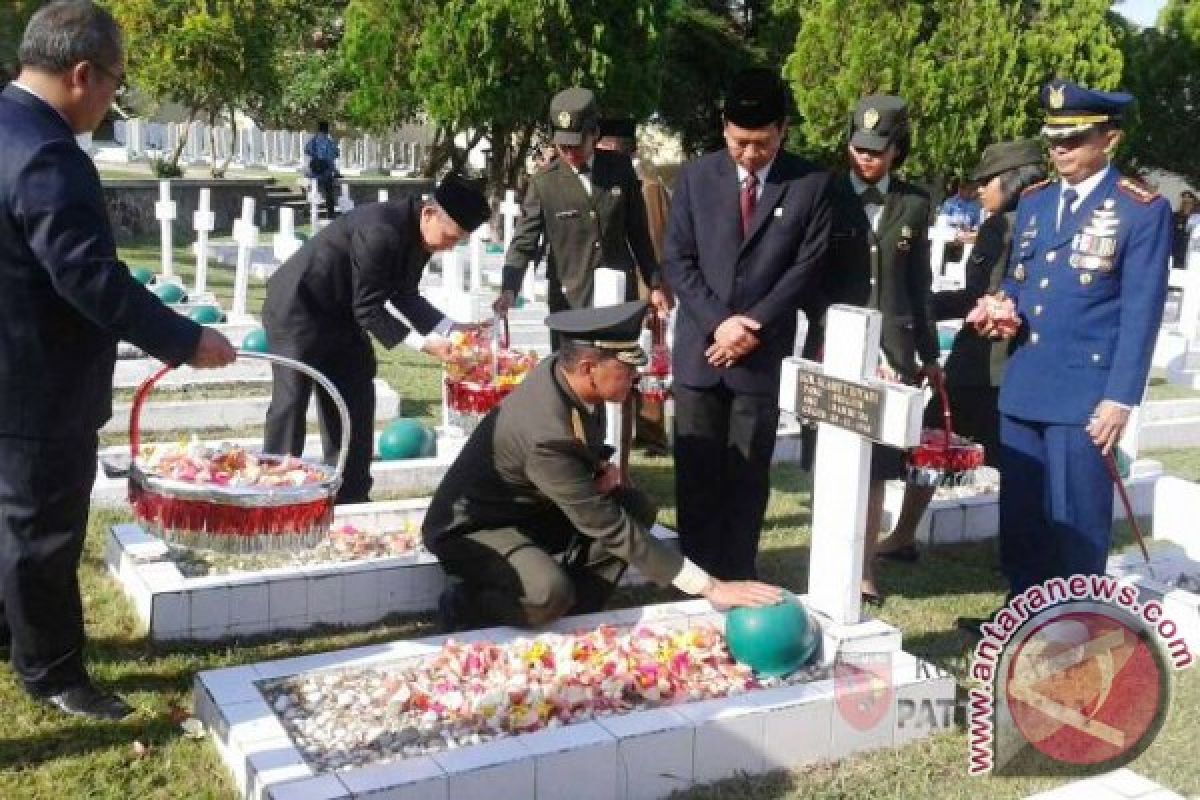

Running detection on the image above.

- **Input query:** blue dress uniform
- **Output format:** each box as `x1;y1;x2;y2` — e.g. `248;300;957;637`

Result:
997;83;1172;593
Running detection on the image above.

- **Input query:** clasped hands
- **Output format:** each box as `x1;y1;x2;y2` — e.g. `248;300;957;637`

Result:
706;315;761;368
965;292;1021;339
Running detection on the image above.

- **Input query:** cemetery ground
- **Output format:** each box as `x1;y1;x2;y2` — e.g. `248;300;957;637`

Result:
0;240;1199;799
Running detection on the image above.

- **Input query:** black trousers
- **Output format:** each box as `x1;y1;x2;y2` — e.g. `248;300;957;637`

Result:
430;489;654;628
0;434;97;694
263;331;377;504
673;383;779;580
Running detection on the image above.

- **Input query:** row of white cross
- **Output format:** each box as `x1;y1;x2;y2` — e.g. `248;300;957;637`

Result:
154;180;528;323
114;119;428;175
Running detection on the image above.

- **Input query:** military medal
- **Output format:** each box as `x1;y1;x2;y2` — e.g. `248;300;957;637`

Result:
1080;272;1093;285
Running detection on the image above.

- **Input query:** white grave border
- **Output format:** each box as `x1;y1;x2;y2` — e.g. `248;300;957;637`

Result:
194;598;953;800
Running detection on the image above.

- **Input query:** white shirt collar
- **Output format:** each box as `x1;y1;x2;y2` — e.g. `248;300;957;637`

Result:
849;173;890;198
10;81;72;128
736;158;774;188
1060;165;1111;206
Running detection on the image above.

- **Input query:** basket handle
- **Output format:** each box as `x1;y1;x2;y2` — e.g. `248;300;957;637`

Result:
492;309;510;349
927;366;954;453
128;350;352;481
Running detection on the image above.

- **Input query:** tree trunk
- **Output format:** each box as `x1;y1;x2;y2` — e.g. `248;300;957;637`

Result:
166;109;197;173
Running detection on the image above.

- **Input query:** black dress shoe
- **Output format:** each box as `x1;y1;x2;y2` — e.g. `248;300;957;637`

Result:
35;683;133;721
876;544;920;563
956;617;986;638
437;585;477;633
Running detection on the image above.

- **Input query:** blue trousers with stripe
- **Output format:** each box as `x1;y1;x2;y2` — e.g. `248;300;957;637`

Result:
998;414;1114;594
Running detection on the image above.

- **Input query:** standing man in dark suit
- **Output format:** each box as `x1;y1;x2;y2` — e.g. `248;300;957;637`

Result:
496;88;670;324
0;0;236;720
664;68;833;580
263;175;490;504
970;82;1171;599
823;95;939;605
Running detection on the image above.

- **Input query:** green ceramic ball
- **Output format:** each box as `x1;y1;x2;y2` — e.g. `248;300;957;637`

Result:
130;266;154;285
378;418;428;460
725;593;819;677
153;282;186;304
241;328;269;353
189;304;224;324
296;231;310;242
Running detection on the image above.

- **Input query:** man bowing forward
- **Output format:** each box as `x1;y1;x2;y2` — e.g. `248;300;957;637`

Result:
664;69;832;580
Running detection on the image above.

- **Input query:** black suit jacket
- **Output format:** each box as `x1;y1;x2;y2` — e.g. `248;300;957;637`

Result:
936;211;1014;388
0;85;200;437
263;197;444;351
663;149;832;395
502;149;659;310
826;174;937;383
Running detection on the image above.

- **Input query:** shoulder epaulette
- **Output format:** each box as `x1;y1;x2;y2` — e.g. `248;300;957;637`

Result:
1118;176;1159;204
1021;179;1051;197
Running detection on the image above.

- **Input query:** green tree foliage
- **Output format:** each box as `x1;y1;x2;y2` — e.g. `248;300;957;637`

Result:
657;2;761;155
411;0;668;192
0;1;42;85
339;0;426;134
1119;0;1200;183
105;0;281;176
259;1;350;130
783;0;928;167
781;0;1123;181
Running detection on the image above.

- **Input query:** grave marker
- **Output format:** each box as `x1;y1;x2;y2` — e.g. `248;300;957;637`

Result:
232;197;258;318
273;207;303;263
192;188;215;295
779;305;924;625
500;189;520;251
155;180;177;279
594;268;628;463
337;183;355;215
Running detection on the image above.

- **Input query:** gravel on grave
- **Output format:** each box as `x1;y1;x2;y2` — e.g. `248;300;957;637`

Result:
170;524;420;577
258;623;832;773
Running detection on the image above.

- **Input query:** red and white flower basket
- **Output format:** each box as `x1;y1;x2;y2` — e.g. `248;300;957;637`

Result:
443;315;538;425
638;315;671;404
127;351;348;552
905;369;985;487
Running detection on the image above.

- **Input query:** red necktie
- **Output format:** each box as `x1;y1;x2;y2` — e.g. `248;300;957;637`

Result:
740;172;758;239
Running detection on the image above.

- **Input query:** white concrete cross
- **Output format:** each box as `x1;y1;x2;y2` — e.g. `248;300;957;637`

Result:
440;246;473;323
499;189;521;251
594;268;628;462
468;226;486;292
155;180;177;279
778;304;925;625
231;197;258;318
273;207;303;263
377;189;389;204
337;183;355;215
192;188;215;295
308;178;321;229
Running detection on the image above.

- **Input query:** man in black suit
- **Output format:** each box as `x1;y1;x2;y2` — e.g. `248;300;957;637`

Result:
0;0;236;720
663;69;833;580
496;88;670;323
263;174;490;503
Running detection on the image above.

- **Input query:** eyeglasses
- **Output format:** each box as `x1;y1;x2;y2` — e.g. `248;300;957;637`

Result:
91;61;127;98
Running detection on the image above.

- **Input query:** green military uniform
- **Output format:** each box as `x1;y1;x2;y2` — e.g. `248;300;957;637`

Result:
827;96;937;479
502;88;661;313
422;303;683;628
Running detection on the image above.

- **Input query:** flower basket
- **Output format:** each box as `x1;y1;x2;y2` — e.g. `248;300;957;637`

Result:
905;369;985;487
127;351;349;552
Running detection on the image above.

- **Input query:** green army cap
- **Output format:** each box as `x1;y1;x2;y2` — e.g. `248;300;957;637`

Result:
850;95;909;152
550;87;599;146
546;301;649;366
971;139;1044;182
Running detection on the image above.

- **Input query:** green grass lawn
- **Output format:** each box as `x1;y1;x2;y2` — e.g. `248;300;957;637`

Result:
3;243;1196;798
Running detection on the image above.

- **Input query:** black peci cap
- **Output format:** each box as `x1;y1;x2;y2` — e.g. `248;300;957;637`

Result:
434;173;490;232
723;68;788;129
